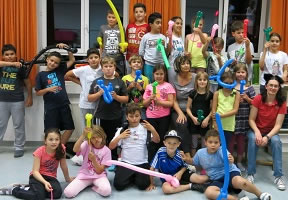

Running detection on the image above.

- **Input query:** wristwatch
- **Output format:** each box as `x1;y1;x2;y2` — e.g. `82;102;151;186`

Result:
265;135;270;140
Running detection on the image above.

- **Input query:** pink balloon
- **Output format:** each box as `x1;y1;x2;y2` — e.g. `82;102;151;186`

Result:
168;20;175;36
105;160;180;187
243;19;249;38
211;24;219;38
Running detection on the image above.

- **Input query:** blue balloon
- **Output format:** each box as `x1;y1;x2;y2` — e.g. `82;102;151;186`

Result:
135;70;142;82
97;80;113;104
210;59;237;89
240;80;246;94
215;113;230;200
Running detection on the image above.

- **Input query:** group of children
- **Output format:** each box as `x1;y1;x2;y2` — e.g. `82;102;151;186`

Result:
0;1;288;200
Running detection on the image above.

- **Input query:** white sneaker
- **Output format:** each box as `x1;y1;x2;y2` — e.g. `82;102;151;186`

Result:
274;177;286;191
187;164;196;173
259;192;272;200
237;162;246;172
70;155;83;166
247;175;254;184
239;196;249;200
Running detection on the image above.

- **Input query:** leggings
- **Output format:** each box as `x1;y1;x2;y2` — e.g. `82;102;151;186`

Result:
64;176;111;198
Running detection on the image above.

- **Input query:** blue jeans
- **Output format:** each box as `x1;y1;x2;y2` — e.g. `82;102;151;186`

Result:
144;64;154;83
247;129;283;177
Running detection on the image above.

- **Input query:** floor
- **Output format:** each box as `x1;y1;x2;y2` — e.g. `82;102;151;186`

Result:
0;143;287;200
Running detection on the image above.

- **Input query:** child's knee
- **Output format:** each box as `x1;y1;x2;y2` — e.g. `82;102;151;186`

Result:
64;188;76;198
162;182;172;194
92;185;111;197
204;186;216;199
53;188;63;199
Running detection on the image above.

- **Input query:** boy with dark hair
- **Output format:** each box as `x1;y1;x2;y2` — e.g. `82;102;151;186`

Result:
0;44;33;157
109;102;159;191
182;129;272;200
99;9;126;77
35;43;75;145
148;130;208;194
126;3;149;73
139;12;166;82
227;20;254;81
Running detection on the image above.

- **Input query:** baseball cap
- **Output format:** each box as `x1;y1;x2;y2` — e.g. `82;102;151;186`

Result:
164;130;182;141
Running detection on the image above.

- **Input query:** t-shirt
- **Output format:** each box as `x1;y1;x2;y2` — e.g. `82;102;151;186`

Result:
0;66;25;102
122;74;149;107
139;32;166;66
113;124;150;165
167;35;184;66
35;64;70;111
151;147;187;182
76;141;111;179
89;76;127;120
99;24;122;60
252;94;287;134
125;23;150;60
259;51;288;85
227;42;254;81
73;65;103;109
171;74;195;112
188;90;213;117
31;144;66;178
193;147;240;180
206;51;228;85
143;82;175;118
186;34;206;68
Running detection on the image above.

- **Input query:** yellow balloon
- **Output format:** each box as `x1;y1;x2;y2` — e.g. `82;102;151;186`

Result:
85;113;93;141
106;0;128;53
97;37;103;49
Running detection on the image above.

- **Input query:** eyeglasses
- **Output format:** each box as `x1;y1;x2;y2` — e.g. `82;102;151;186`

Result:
267;84;279;89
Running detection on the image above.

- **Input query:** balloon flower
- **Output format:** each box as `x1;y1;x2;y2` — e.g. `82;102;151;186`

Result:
263;27;272;41
135;70;142;82
197;109;205;123
152;81;159;95
195;11;203;28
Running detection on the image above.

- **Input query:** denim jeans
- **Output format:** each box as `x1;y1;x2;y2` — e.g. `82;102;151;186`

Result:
247;129;283;177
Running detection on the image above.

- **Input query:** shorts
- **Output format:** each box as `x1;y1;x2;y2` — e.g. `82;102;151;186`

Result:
44;104;75;131
161;169;193;185
209;171;242;194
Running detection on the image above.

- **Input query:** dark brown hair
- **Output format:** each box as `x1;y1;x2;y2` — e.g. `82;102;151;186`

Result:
44;128;65;160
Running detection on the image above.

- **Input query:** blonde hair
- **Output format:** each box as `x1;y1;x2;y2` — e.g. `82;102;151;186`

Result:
128;55;143;66
193;71;210;99
101;56;116;67
91;125;107;146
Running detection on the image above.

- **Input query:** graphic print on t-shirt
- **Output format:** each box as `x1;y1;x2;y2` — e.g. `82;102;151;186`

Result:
0;67;18;91
104;30;120;54
47;72;62;93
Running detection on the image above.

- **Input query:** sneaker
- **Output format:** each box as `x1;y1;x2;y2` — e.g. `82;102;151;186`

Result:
239;196;249;200
260;192;272;200
274;177;286;191
187;165;196;173
70;155;83;166
0;184;18;195
237;162;246;172
247;175;254;184
190;183;207;193
14;150;24;158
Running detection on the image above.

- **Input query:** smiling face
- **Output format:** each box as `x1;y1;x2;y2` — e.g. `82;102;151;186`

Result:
180;60;191;73
197;74;208;89
46;56;61;71
91;134;104;149
173;18;183;35
265;79;280;96
130;59;143;71
107;13;117;27
134;7;146;23
45;132;61;152
163;137;181;156
269;35;281;52
235;68;247;81
205;136;220;154
87;53;100;69
153;68;165;84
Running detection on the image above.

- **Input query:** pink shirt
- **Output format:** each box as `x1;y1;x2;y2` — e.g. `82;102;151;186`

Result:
143;82;175;118
31;144;66;178
252;94;287;134
77;141;111;179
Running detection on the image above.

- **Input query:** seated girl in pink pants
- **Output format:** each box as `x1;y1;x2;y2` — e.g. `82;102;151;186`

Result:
64;125;112;198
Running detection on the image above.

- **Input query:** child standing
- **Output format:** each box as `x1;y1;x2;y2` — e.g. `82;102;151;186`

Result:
202;37;228;92
99;10;125;77
88;56;128;159
143;64;175;161
259;32;288;93
64;126;111;197
35;43;75;144
125;3;149;74
183;129;272;200
212;71;240;148
0;44;33;157
185;16;208;73
227;21;254;81
147;130;208;194
122;55;149;118
167;16;185;83
230;64;255;171
186;72;213;156
109;103;160;191
139;12;166;82
0;128;73;199
65;48;103;130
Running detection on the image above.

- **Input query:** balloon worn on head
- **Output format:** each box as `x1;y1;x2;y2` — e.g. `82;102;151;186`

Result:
264;73;284;85
215;113;230;200
195;11;203;28
209;59;237;89
239;80;246;94
156;39;170;69
97;79;113;104
263;27;273;41
135;70;142;82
